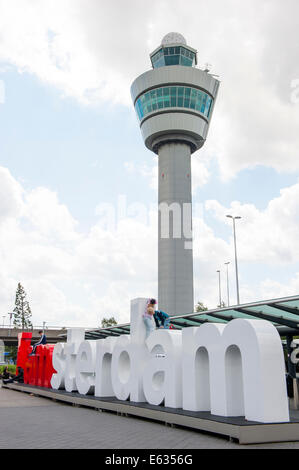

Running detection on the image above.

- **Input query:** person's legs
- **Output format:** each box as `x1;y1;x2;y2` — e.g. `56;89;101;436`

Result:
3;377;14;384
29;344;37;356
143;317;154;339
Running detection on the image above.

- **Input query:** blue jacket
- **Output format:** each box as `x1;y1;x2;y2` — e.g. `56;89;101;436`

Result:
35;334;47;346
154;310;169;327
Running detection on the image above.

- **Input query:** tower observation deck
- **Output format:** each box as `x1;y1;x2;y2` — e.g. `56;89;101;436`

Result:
131;33;220;316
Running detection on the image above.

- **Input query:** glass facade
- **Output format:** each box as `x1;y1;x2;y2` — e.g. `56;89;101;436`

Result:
151;46;196;68
135;86;213;121
84;296;299;340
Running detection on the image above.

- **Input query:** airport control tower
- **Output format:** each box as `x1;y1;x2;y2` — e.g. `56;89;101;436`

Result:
131;32;219;316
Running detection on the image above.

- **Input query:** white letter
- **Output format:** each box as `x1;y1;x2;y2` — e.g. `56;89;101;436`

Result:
110;298;150;401
75;340;97;395
51;343;66;390
222;319;289;423
95;337;118;397
182;323;225;412
64;329;85;392
142;329;182;408
182;319;289;423
111;335;149;402
159;202;181;239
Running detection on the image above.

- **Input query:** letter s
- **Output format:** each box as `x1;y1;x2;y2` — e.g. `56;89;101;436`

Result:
51;343;66;389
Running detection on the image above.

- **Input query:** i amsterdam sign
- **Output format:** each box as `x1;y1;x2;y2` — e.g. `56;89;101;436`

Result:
16;298;290;423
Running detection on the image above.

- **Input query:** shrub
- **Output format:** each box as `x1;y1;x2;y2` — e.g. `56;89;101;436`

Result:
0;365;16;375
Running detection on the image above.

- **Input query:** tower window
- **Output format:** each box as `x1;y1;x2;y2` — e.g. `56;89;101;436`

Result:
151;46;196;68
135;86;213;121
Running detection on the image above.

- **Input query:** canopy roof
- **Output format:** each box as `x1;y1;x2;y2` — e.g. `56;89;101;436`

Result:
83;295;299;341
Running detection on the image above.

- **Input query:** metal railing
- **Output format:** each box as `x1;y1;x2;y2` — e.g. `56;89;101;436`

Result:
0;324;98;330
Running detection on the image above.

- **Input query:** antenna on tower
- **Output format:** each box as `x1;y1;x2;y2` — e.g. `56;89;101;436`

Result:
204;62;212;72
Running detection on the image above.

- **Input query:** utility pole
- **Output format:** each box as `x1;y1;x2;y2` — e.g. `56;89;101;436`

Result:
226;215;241;304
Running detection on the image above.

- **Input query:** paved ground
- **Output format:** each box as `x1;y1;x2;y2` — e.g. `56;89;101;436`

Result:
1;385;299;449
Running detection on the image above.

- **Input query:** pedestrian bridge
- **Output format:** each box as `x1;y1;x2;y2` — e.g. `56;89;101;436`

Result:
0;327;67;346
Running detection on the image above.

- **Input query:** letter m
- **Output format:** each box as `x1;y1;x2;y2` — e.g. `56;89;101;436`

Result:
159;202;181;239
182;319;289;423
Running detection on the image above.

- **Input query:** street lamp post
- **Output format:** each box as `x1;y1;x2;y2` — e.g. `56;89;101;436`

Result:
226;215;241;305
216;270;222;307
2;315;5;328
8;312;13;336
224;262;230;307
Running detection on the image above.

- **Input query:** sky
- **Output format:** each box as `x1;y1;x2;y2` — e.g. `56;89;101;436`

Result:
0;0;299;328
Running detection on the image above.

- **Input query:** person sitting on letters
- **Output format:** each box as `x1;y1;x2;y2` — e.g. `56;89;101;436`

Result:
28;330;47;356
143;299;156;339
154;310;170;329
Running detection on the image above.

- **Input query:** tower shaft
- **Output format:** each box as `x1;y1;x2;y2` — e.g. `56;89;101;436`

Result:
158;142;194;315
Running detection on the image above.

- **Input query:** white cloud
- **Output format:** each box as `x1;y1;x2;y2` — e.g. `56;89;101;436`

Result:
0;165;298;325
205;179;299;265
260;274;299;301
124;154;210;192
192;157;211;192
0;0;157;106
24;187;79;241
0;166;158;326
1;0;299;179
1;1;299;323
124;158;158;191
0;167;24;221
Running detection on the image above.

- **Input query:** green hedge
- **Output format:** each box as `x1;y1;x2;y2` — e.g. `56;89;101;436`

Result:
0;365;16;375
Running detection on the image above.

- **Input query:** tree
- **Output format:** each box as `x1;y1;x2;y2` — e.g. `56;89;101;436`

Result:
101;317;117;328
5;345;18;363
13;283;33;329
195;301;208;312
